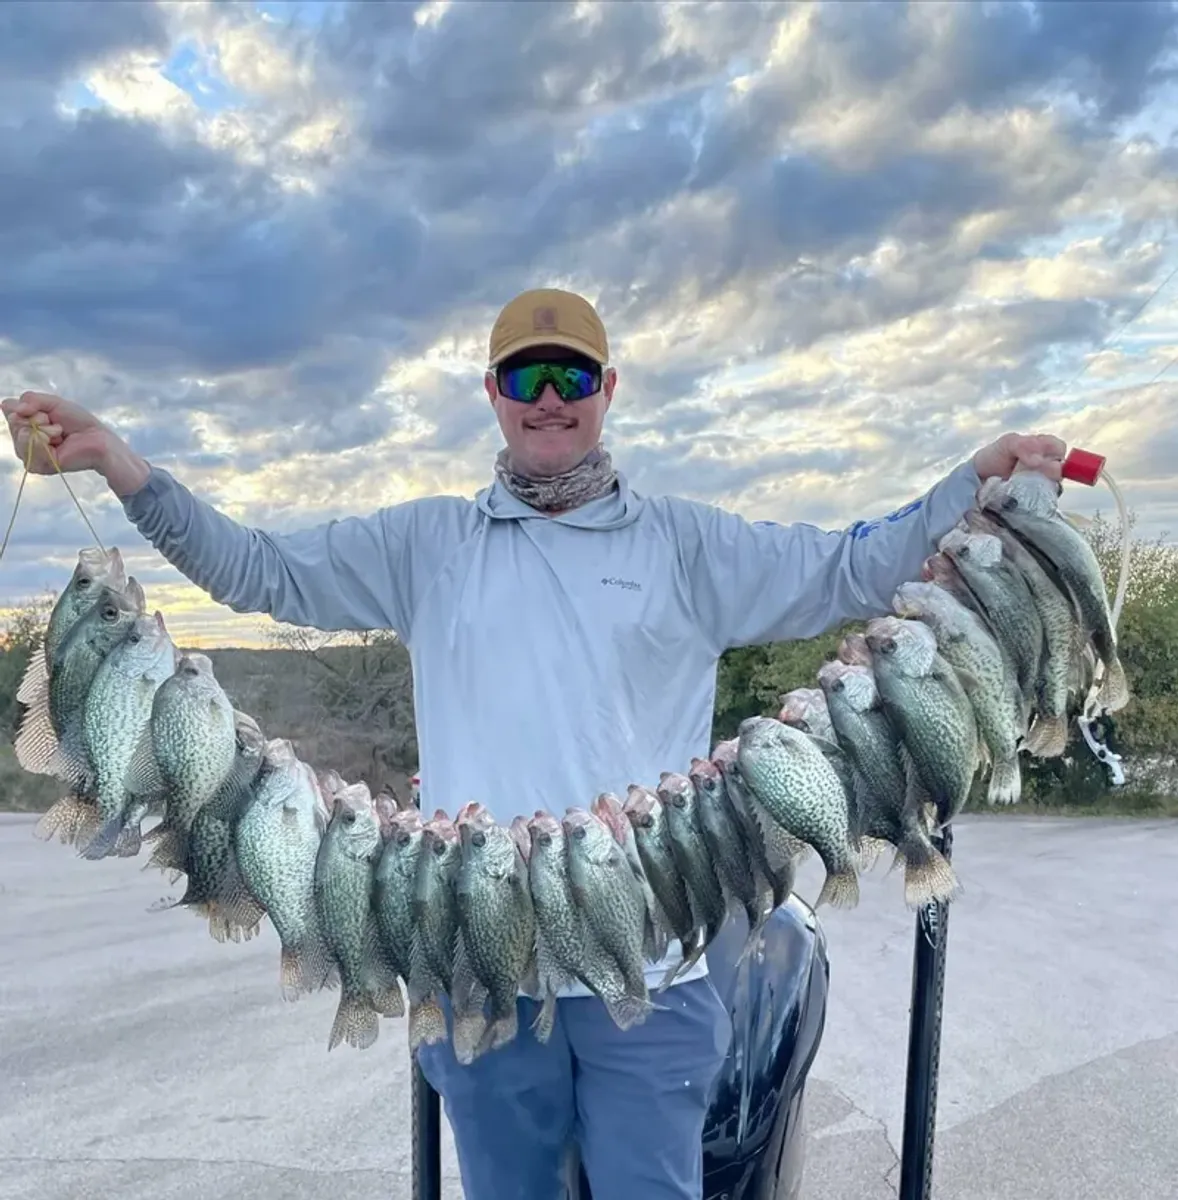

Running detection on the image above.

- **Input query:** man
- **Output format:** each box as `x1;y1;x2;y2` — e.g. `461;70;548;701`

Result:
4;287;1066;1200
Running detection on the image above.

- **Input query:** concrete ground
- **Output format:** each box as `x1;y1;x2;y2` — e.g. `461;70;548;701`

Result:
0;811;1175;1200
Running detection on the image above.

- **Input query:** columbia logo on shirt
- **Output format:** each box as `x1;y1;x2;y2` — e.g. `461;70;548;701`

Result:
601;576;643;592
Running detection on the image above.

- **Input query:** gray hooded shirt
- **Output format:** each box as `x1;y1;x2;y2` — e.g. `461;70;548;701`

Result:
122;456;982;994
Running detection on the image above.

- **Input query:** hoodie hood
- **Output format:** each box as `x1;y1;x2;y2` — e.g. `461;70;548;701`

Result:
475;471;644;531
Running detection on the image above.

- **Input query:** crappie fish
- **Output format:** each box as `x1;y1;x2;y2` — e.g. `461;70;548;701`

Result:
450;804;537;1064
564;806;658;1032
736;716;860;910
778;687;836;742
655;772;729;957
166;710;269;943
313;782;405;1051
77;612;178;861
688;757;771;940
234;738;337;999
937;528;1045;709
27;581;146;848
16;547;128;708
134;654;237;877
526;810;588;1042
964;507;1083;757
373;807;426;1001
817;659;959;907
711;738;800;905
865;615;980;830
978;470;1130;715
893;579;1025;804
406;811;462;1051
591;792;668;964
623;784;702;986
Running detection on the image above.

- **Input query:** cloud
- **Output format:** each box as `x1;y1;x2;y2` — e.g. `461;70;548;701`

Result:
1;0;1177;647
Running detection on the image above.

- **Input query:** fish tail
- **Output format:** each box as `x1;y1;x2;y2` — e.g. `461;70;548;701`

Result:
372;979;406;1019
1025;713;1069;758
327;988;380;1052
408;998;448;1053
478;1006;519;1058
531;991;558;1044
602;991;659;1032
77;813;128;862
451;1010;491;1066
205;877;267;945
816;862;860;911
896;832;962;909
115;823;143;857
855;836;891;874
33;795;98;847
986;756;1022;805
1096;655;1130;714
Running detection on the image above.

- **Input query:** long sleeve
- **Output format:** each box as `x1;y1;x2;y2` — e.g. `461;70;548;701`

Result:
670;458;983;652
119;465;469;638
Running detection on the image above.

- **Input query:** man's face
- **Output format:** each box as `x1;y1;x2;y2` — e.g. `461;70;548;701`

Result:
485;344;616;477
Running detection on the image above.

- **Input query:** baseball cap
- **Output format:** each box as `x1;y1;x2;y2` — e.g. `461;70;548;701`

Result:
488;287;609;367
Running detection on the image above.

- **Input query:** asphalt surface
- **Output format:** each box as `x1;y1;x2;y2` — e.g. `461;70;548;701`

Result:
1;811;1176;1200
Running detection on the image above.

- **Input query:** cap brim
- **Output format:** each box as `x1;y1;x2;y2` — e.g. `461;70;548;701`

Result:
489;334;607;367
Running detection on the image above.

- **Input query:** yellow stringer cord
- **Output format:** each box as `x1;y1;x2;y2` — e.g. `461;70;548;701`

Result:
0;424;106;565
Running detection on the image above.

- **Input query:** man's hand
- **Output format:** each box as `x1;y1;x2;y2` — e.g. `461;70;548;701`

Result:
971;431;1067;483
1;391;150;496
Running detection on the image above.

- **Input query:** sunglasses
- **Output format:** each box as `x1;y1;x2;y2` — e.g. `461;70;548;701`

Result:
496;359;602;403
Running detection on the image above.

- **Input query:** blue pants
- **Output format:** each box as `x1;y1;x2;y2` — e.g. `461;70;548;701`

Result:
415;977;733;1200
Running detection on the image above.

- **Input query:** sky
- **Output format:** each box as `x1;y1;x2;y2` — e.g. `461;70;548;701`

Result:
1;0;1177;648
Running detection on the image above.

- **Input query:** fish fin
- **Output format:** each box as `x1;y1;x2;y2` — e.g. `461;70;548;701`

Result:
13;684;62;776
474;1007;519;1059
530;932;562;1044
122;723;166;800
15;643;48;704
280;934;337;1002
205;866;267;944
115;823;143;857
1025;713;1069;758
816;863;859;910
327;988;380;1051
77;813;129;862
362;925;406;1018
855;836;891;874
408;999;448;1053
32;794;99;847
1095;655;1130;714
532;989;558;1044
452;1008;491;1067
986;756;1022;805
144;823;188;876
896;833;962;909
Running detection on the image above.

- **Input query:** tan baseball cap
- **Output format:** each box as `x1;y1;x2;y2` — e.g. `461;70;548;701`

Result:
488;287;609;367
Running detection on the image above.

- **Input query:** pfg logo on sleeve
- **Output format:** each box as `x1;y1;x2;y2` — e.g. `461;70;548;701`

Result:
848;499;924;540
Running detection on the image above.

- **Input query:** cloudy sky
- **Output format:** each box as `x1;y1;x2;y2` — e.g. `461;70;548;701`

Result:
2;0;1177;648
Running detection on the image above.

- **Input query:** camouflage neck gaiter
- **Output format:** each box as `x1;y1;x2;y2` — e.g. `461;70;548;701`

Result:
493;443;618;513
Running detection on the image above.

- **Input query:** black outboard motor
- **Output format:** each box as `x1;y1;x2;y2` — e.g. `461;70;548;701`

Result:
566;895;831;1200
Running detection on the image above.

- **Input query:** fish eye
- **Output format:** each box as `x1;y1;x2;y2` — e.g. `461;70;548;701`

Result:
471;830;486;848
396;831;411;847
831;678;844;693
881;639;896;654
128;633;141;645
572;825;587;840
101;604;118;620
1002;496;1018;511
77;578;91;589
342;809;356;825
432;839;446;856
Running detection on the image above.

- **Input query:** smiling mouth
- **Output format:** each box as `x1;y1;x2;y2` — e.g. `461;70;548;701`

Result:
527;423;576;431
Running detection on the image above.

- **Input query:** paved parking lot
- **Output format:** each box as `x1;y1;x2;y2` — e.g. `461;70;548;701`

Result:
1;811;1175;1199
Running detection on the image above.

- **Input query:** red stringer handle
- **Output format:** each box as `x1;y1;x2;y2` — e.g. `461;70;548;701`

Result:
1061;447;1105;487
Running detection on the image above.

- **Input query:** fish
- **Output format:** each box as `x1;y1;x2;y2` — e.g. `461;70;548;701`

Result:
373;807;426;1002
16;547;129;709
864;615;981;831
450;803;537;1064
590;792;669;964
963;507;1084;756
233;738;338;999
564;805;659;1032
526;809;589;1042
816;658;959;907
406;810;463;1052
838;632;873;666
937;528;1046;712
711;738;801;904
133;653;238;877
26;580;146;848
76;612;178;861
736;716;860;910
622;784;703;987
687;757;771;942
893;579;1026;804
313;781;405;1051
978;470;1130;715
162;709;270;943
655;772;730;961
778;687;836;742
